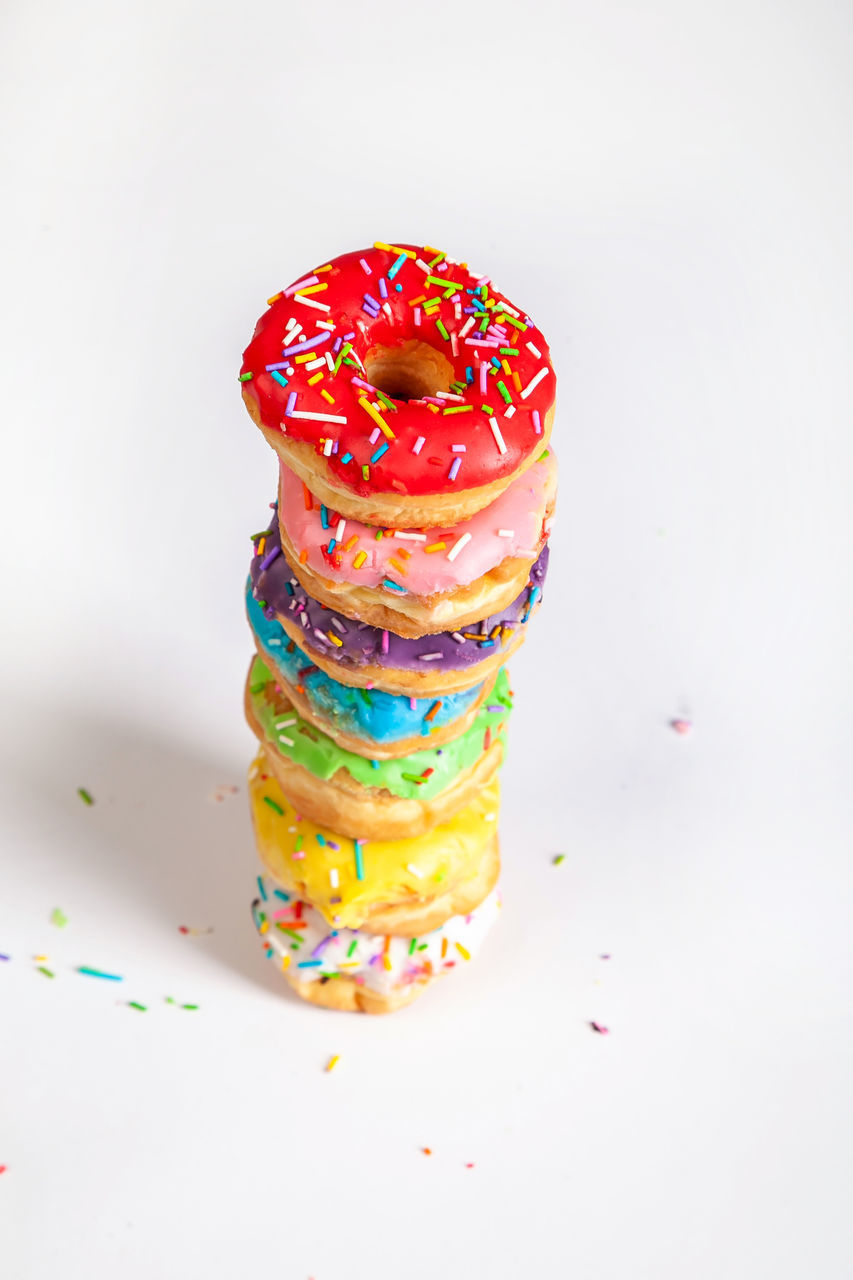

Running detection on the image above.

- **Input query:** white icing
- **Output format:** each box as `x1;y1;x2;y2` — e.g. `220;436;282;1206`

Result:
253;884;501;996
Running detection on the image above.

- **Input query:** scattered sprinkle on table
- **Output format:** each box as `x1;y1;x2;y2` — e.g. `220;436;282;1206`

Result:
0;953;11;962
552;854;565;866
465;1163;475;1169
37;966;54;979
50;908;68;928
421;1147;432;1156
590;1021;610;1035
77;787;94;806
209;783;239;803
670;718;692;735
178;925;214;936
77;966;122;981
128;1001;147;1012
325;1054;340;1073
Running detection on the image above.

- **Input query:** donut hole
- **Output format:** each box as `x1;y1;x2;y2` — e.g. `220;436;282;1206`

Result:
364;340;454;402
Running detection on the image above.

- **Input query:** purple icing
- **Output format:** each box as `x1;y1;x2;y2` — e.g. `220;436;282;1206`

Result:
248;506;549;674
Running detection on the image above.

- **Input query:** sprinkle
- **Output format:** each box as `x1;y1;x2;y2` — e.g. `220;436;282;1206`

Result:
329;868;340;889
388;251;408;279
238;371;253;382
285;391;297;416
281;331;332;357
448;458;461;481
77;967;122;981
497;528;515;537
424;541;446;554
128;1001;147;1012
383;578;406;592
421;1147;433;1156
325;1054;341;1072
450;443;467;452
359;258;372;275
417;652;444;662
357;396;394;438
289;410;348;424
553;854;566;866
520;367;549;399
298;959;323;969
77;787;94;806
496;380;513;405
410;435;426;456
37;965;55;978
371;442;389;464
354;842;365;881
526;341;542;357
590;1022;610;1035
293;294;330;313
50;908;68;928
393;531;427;542
257;876;268;900
424;700;442;721
455;943;471;960
671;719;692;735
262;796;284;816
446;532;471;562
182;1004;199;1011
353;551;367;570
260;546;281;571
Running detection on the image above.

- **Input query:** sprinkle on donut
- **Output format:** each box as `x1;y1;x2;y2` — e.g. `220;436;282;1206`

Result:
240;244;555;498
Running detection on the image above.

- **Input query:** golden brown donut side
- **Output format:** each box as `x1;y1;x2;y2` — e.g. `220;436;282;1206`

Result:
284;972;429;1014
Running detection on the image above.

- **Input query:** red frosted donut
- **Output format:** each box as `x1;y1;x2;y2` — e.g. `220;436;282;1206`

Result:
240;242;556;528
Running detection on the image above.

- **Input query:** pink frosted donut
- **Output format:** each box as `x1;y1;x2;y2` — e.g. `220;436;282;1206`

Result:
276;449;557;639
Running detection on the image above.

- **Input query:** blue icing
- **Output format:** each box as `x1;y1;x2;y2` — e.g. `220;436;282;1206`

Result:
246;581;484;745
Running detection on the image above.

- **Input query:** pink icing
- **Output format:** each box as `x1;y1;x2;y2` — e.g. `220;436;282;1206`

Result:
278;450;557;596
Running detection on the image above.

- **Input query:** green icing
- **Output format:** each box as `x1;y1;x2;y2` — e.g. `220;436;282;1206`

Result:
250;656;511;800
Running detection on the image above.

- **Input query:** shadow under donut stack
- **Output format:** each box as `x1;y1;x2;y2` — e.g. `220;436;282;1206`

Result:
240;242;557;1014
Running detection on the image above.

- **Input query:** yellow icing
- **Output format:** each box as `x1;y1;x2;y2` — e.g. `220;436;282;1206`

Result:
248;750;500;928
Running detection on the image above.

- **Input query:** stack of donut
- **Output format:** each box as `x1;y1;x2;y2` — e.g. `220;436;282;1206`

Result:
240;242;557;1014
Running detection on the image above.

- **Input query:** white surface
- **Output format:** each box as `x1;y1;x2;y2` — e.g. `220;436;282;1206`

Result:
1;1;852;1276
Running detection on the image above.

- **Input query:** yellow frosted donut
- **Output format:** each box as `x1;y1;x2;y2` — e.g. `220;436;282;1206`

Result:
247;751;500;932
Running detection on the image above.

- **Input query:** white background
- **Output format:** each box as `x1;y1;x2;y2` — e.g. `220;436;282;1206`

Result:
1;1;852;1276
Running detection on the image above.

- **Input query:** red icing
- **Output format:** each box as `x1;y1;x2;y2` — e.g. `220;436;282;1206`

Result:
240;244;555;498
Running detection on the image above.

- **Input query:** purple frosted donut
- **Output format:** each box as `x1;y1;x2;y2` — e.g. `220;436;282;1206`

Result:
248;506;548;696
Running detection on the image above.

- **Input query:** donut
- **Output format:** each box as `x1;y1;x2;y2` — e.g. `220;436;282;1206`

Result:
277;447;555;638
248;751;500;933
245;656;511;839
239;243;556;528
250;506;548;696
246;583;496;759
252;878;501;1015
